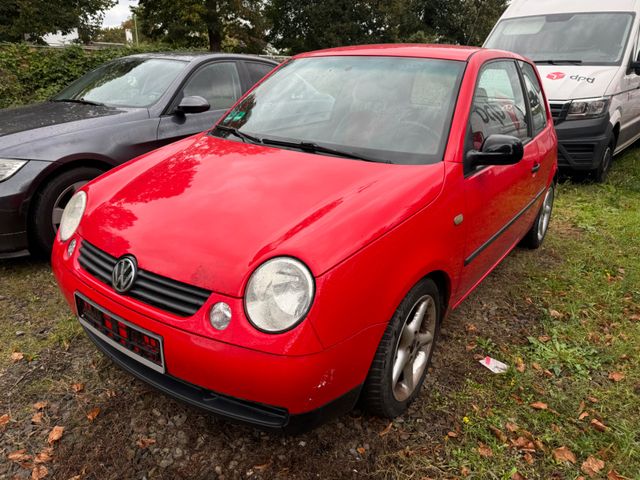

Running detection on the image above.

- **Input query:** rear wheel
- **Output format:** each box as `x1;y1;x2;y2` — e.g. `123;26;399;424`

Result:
521;183;555;250
29;167;104;257
361;278;441;418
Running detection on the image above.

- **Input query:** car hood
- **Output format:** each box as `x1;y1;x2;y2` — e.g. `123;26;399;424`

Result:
536;65;619;101
0;101;144;156
80;134;444;297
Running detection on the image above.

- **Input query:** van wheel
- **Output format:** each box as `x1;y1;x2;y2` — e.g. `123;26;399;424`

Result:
521;183;555;249
592;137;614;183
361;278;441;418
29;167;104;258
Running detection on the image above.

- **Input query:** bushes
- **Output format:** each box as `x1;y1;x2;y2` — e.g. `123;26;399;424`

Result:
0;44;178;109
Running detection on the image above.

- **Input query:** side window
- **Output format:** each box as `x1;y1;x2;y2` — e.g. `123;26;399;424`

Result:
246;62;275;85
182;62;242;111
469;60;530;151
520;62;548;136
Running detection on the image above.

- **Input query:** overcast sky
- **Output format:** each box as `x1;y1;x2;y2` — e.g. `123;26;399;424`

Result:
102;0;139;28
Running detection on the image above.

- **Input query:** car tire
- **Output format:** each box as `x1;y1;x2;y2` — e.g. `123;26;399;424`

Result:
29;167;104;258
520;182;555;250
361;278;442;418
592;137;615;183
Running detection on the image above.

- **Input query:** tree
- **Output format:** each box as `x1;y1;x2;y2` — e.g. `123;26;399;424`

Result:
0;0;116;43
95;26;126;44
133;0;268;53
267;0;418;54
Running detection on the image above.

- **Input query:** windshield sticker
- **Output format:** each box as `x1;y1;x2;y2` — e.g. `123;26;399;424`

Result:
223;111;246;123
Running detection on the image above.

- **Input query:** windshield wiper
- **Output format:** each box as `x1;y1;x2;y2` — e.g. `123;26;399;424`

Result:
52;98;106;107
214;125;263;144
260;138;392;164
534;59;583;65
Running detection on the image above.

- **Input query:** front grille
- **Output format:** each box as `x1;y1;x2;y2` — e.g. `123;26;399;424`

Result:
78;241;211;317
549;101;570;124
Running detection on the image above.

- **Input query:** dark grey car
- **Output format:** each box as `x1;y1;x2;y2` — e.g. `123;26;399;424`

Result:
0;52;277;258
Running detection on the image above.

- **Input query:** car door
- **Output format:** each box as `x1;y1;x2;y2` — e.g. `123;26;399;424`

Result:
157;61;243;145
618;30;640;147
458;59;538;297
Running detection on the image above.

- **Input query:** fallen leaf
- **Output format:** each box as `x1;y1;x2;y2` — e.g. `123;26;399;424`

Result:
553;446;576;464
461;466;471;477
511;437;536;452
551;423;561;434
523;452;534;465
379;422;393;437
530;401;548;410
607;470;629;480
47;426;64;445
71;383;84;393
588;396;599;404
505;422;519;432
477;442;493;458
490;426;507;443
86;407;100;422
35;448;53;464
538;335;551;343
465;323;478;333
512;472;527;480
8;449;32;462
591;418;608;432
33;401;48;411
447;431;459;438
136;437;156;449
532;363;542;371
11;351;24;362
515;358;526;373
582;456;605;478
549;309;563;319
357;447;366;455
608;372;625;382
0;413;9;427
31;465;48;480
579;412;589;420
32;412;43;424
466;342;477;351
254;461;272;472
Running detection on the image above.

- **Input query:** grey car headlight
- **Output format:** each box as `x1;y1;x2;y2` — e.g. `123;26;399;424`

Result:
566;97;609;120
245;257;315;333
58;191;87;242
0;159;27;182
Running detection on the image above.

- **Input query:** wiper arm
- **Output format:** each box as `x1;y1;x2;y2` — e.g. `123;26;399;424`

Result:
261;138;392;164
214;125;263;144
52;98;106;106
534;59;583;65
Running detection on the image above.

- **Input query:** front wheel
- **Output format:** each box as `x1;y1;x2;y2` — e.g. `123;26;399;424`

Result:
521;183;555;250
361;278;441;418
592;138;614;183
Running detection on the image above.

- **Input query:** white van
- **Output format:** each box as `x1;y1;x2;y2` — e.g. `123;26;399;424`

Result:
485;0;640;181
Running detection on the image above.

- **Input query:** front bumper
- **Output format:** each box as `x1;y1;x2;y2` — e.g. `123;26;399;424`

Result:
52;238;382;431
0;160;50;257
554;113;611;171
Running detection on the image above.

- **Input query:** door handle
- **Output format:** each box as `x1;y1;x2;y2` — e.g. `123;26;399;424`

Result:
531;163;541;174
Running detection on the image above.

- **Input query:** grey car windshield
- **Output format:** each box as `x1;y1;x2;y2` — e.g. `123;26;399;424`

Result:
53;58;187;108
485;12;634;65
215;56;465;165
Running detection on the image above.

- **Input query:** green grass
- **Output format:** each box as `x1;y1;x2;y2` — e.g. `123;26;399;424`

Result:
386;152;640;479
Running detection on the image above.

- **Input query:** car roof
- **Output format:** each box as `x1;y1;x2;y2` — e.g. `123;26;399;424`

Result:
125;52;278;64
296;44;482;62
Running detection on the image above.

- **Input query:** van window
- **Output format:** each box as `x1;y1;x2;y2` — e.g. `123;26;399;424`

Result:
469;60;530;151
519;62;547;136
485;12;634;66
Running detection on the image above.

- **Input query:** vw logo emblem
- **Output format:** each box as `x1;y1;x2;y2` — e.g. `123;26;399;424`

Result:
112;256;137;293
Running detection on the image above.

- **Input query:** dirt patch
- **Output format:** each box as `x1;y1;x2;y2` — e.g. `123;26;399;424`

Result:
0;245;552;480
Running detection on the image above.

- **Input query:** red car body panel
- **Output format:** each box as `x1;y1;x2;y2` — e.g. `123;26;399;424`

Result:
52;45;557;426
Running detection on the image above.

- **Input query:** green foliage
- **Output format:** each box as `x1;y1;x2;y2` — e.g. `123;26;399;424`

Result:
133;0;268;53
0;44;177;109
0;0;116;44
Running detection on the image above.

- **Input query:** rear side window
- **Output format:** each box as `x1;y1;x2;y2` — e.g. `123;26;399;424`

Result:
519;62;548;136
183;62;242;110
469;60;530;150
245;62;274;85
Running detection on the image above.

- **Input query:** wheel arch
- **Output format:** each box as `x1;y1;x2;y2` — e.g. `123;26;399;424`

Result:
421;270;452;320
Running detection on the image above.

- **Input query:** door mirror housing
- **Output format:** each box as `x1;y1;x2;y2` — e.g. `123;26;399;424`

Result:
467;134;524;168
175;96;210;115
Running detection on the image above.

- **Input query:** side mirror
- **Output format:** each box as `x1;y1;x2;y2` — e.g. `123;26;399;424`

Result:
175;95;210;115
631;60;640;76
466;134;524;168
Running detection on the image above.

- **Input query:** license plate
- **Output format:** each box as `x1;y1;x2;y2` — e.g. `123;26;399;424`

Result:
75;293;165;373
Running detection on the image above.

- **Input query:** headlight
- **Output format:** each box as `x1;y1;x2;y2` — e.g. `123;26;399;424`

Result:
58;191;86;242
245;257;314;333
566;97;609;120
0;159;27;182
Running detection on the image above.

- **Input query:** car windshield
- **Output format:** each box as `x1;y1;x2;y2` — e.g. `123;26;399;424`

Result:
213;56;465;165
485;12;634;65
53;57;188;108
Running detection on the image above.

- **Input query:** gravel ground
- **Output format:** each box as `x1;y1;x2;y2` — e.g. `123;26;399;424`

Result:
0;247;546;480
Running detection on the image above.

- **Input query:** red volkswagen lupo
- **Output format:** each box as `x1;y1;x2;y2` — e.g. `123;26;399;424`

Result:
52;45;557;432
